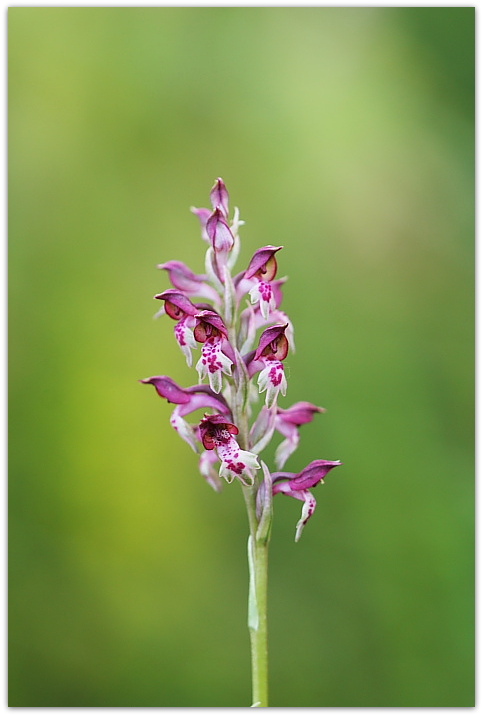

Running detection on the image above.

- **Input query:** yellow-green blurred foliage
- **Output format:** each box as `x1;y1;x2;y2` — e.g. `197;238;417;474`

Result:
9;7;474;707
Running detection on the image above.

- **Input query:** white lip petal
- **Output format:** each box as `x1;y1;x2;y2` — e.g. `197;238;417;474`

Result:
216;439;260;485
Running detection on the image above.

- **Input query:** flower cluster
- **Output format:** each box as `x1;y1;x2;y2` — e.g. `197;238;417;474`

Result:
141;178;341;540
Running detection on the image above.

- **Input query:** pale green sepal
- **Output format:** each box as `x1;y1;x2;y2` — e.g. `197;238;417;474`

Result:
239;302;257;354
256;461;273;543
223;264;236;325
250;406;277;454
228;207;243;269
204;246;224;293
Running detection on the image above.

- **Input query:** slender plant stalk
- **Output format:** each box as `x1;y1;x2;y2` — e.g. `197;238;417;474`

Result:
245;500;269;708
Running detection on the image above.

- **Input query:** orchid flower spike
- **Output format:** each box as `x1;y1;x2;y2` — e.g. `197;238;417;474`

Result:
144;177;342;543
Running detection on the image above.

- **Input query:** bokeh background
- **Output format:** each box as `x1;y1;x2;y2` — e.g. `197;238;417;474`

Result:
9;7;474;707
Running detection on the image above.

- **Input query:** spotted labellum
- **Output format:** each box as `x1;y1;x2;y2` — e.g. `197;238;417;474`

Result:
141;178;342;541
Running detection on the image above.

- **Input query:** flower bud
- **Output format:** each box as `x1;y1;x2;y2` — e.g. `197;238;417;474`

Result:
206;208;235;254
210;177;230;217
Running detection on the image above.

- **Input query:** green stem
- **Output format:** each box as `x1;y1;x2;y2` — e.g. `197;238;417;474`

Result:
246;520;270;707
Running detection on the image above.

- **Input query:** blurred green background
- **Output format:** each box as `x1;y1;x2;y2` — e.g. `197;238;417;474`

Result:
9;7;474;707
